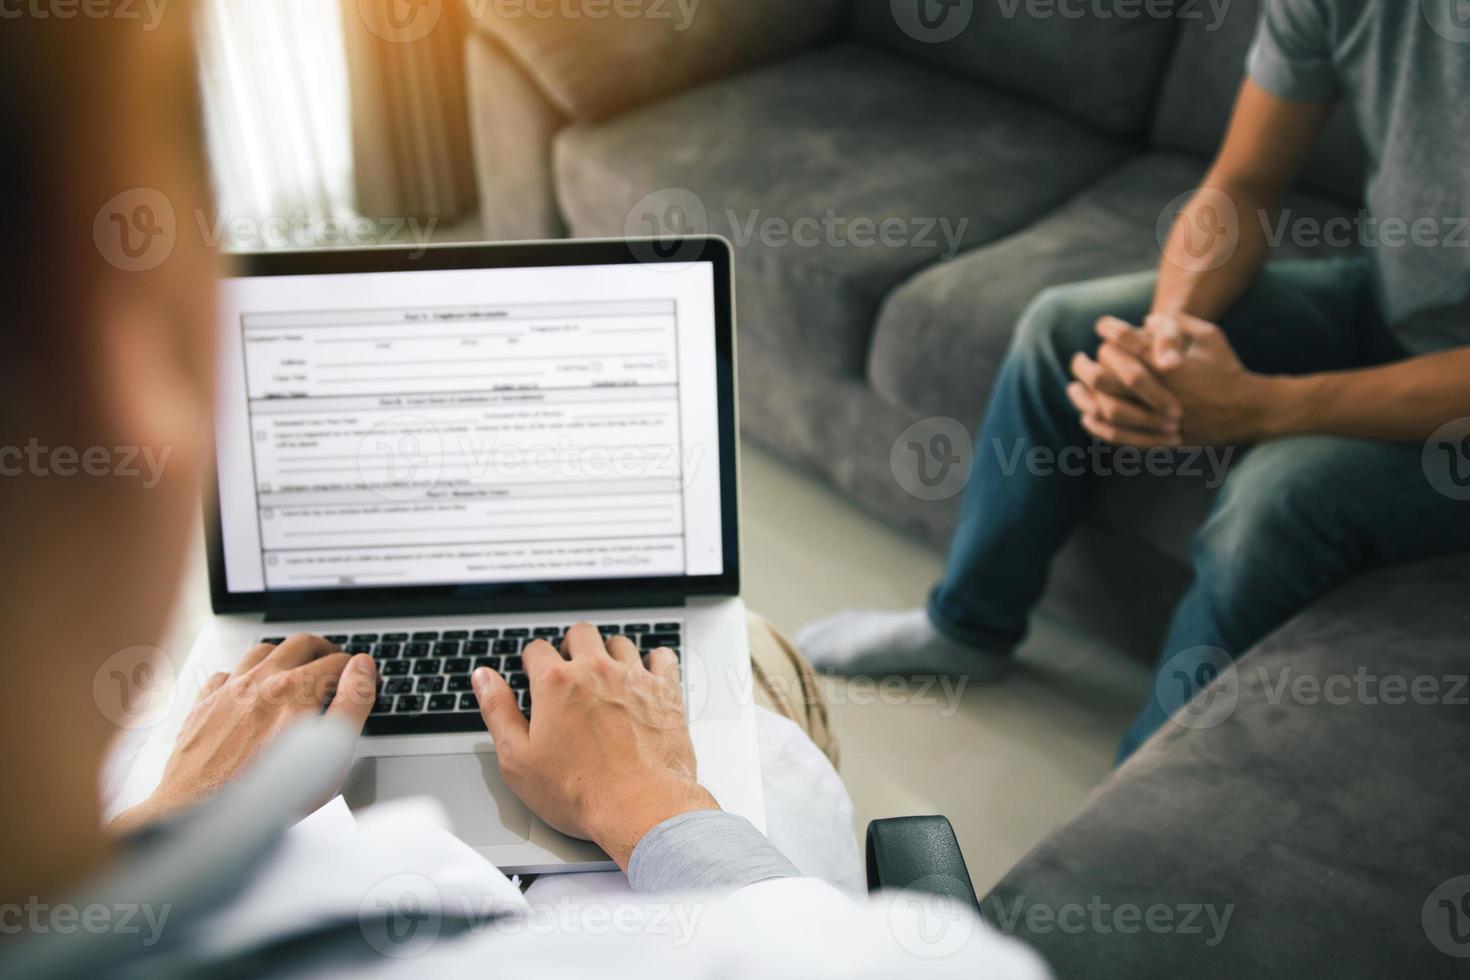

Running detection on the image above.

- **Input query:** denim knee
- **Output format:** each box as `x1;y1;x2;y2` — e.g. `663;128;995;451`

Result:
1190;440;1356;602
1008;284;1106;374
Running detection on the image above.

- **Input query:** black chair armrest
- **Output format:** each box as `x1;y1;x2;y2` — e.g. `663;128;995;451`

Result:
865;816;981;913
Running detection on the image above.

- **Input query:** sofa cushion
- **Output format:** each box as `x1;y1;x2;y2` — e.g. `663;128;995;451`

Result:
464;0;846;124
555;42;1131;376
847;0;1180;137
984;553;1470;978
464;0;846;123
1148;0;1366;203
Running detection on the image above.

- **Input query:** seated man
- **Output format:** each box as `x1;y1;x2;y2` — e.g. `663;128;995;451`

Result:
800;0;1470;760
0;8;1045;979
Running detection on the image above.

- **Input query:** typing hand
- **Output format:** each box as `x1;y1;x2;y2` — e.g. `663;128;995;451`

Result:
110;636;377;835
473;623;717;871
1068;315;1185;447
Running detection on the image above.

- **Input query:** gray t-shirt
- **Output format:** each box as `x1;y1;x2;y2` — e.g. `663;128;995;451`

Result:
1248;0;1470;353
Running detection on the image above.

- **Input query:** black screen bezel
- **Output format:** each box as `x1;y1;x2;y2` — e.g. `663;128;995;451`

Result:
206;238;740;618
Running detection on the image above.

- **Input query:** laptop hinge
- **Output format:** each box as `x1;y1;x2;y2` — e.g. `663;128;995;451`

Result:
261;591;690;623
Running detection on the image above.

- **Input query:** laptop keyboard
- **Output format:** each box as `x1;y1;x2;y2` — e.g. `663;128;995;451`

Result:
259;622;683;736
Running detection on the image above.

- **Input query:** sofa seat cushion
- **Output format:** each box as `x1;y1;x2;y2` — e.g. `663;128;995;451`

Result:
983;554;1470;979
555;41;1131;376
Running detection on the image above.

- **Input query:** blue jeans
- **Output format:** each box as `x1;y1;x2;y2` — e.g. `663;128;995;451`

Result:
927;258;1470;762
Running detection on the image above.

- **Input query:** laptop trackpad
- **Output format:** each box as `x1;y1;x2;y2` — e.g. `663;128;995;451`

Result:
343;753;535;846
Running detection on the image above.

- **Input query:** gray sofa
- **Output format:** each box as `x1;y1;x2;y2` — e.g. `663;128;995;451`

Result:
460;3;1470;975
462;0;1376;656
984;553;1470;977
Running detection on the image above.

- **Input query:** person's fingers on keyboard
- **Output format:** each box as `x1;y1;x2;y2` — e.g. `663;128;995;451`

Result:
646;647;680;683
235;642;277;673
262;633;338;670
281;652;351;711
325;654;377;729
202;671;231;697
605;633;641;666
522;638;561;683
473;668;529;747
563;622;605;662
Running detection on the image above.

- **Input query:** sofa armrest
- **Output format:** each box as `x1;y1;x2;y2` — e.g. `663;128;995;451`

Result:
464;31;568;241
866;816;982;913
464;0;847;123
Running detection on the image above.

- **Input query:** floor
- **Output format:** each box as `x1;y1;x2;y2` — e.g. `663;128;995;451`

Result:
738;444;1151;892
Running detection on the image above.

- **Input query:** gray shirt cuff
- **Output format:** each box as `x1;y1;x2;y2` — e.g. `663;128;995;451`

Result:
627;810;800;894
1247;39;1338;102
1245;4;1339;102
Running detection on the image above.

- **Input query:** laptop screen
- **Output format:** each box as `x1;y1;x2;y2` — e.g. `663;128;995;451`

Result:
211;248;730;600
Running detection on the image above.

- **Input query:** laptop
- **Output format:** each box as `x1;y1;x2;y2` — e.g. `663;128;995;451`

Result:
194;237;762;874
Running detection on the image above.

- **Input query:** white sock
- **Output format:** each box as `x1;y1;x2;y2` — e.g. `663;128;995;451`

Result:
794;609;1012;681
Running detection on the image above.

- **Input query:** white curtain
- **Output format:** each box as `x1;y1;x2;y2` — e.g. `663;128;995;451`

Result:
195;0;354;231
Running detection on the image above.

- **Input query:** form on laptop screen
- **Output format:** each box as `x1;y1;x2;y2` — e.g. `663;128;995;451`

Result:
214;260;725;594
